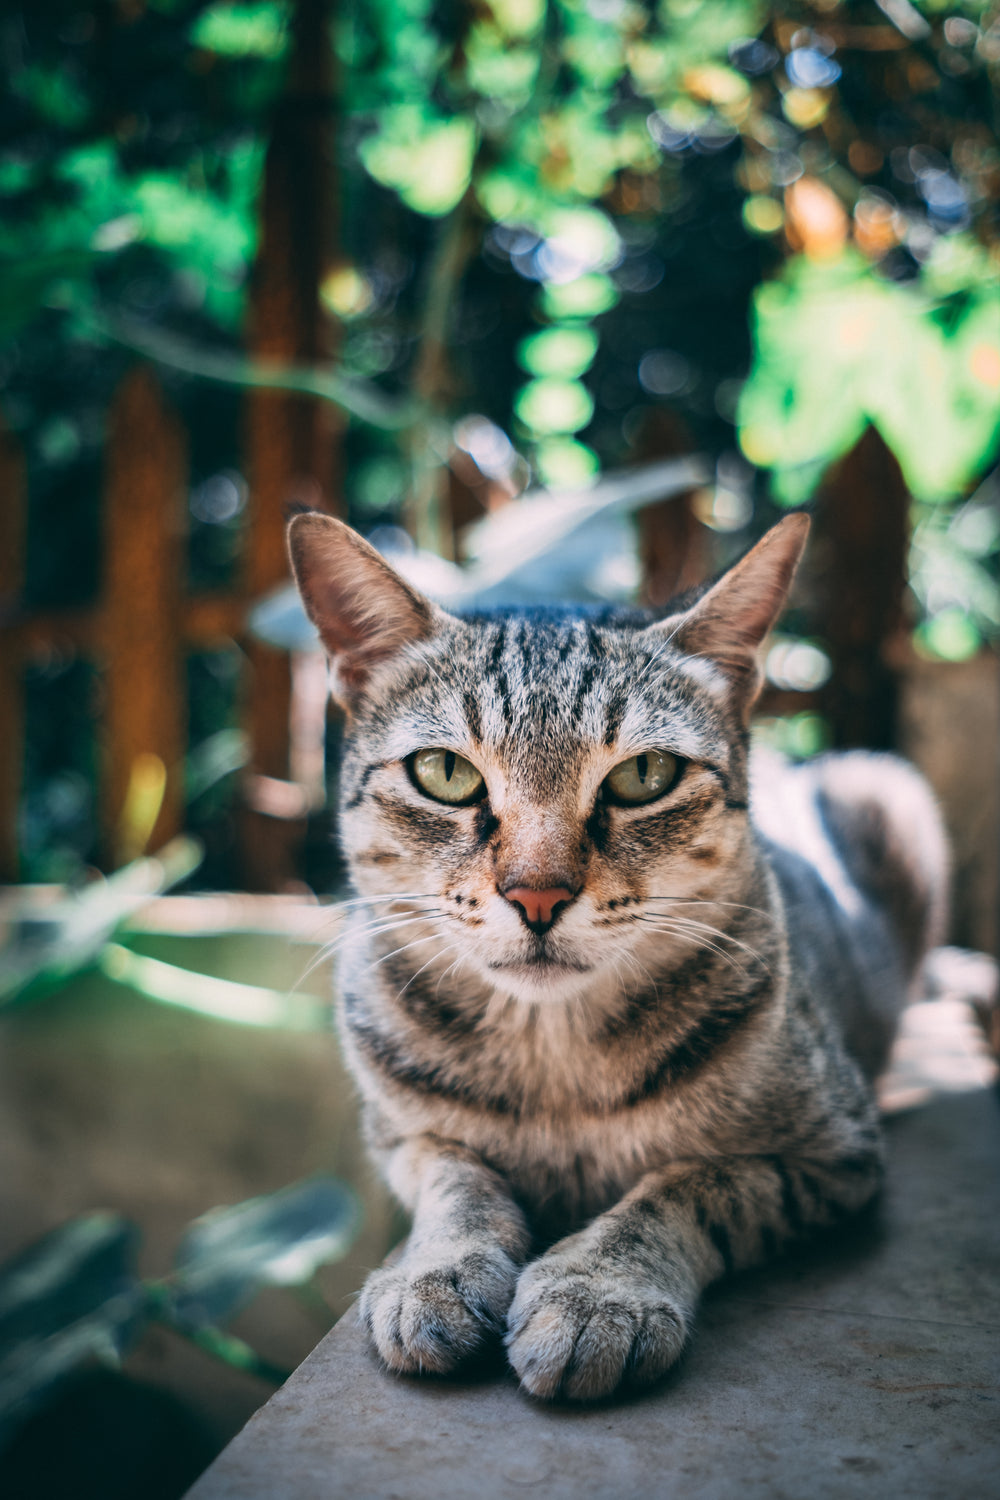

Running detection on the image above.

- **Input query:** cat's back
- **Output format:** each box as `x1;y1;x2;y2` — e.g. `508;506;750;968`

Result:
750;747;948;1076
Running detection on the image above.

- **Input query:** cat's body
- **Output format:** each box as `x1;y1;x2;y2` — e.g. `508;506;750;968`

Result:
289;512;947;1401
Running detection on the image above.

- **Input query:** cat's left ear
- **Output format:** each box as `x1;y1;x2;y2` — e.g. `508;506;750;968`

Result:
287;512;442;704
646;513;810;716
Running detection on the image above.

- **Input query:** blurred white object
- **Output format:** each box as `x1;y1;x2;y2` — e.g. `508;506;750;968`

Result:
250;455;708;649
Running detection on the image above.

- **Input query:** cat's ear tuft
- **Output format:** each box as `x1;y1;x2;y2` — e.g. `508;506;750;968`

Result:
286;513;439;702
649;513;810;714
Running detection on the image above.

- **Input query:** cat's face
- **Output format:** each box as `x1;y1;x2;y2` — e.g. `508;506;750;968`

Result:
337;611;751;1001
287;511;808;1003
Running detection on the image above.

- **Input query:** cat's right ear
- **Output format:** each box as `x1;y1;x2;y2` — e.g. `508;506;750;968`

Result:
286;513;439;704
645;512;810;717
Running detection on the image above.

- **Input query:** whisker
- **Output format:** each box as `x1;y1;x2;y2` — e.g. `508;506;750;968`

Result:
293;910;447;990
397;942;461;999
643;896;776;924
618;946;659;996
299;891;441;941
341;939;444;991
634;633;680;688
639;913;768;967
322;907;446;950
434;950;470;995
325;891;440;912
633;918;749;975
367;929;451;973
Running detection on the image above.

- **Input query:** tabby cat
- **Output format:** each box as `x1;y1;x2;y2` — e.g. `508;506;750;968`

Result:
288;510;947;1401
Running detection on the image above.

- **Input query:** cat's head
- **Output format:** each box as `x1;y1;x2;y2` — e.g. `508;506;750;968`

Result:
288;511;807;1002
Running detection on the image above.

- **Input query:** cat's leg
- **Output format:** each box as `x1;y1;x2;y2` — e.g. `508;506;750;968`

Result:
506;1149;882;1401
360;1134;530;1375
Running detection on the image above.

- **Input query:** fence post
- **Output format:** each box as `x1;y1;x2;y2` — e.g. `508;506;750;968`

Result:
634;410;707;608
241;0;339;891
0;419;25;881
102;366;187;866
813;425;910;749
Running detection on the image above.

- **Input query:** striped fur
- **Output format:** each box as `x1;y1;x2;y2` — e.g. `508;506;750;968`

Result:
288;513;948;1400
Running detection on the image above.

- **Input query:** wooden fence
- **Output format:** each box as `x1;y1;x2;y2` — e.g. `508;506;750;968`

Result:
0;364;311;888
0;0;350;891
0;368;911;893
0;0;916;893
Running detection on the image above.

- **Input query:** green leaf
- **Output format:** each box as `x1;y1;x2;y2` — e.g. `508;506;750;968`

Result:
360;112;477;217
189;1;292;59
99;943;325;1030
563;20;626;90
11;63;91;130
0;837;203;1006
540;205;621;268
0;251;98;340
533;437;600;488
630;0;765;99
0;1216;137;1347
166;1177;361;1328
185;729;249;802
915;609;982;662
475;164;548;226
517;326;598;378
0;1216;145;1436
129;176;252;270
541;274;619;319
464;24;540;106
739;249;1000;503
485;0;545;39
515;377;594;434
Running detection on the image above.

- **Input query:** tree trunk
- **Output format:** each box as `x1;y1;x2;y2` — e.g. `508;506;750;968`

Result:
0;419;25;881
102;368;187;866
241;0;339;892
634;410;707;608
813;425;910;750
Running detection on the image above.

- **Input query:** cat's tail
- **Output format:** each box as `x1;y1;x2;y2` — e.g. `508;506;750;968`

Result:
808;751;950;982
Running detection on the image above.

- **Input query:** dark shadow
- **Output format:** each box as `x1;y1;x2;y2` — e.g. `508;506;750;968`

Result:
0;1368;218;1500
707;1194;888;1309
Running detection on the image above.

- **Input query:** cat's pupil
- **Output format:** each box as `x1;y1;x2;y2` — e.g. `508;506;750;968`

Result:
636;754;648;785
444;750;456;782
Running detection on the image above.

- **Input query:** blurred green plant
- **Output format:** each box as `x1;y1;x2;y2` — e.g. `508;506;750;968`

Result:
341;0;765;483
0;836;204;1006
909;476;1000;659
0;826;334;1028
0;1176;360;1444
4;0;998;482
3;0;999;882
739;240;1000;507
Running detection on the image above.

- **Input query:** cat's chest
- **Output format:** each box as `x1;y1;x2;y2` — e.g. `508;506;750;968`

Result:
358;1002;745;1222
395;1077;724;1230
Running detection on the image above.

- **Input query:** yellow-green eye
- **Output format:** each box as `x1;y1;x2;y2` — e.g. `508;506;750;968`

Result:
410;748;485;806
603;750;681;806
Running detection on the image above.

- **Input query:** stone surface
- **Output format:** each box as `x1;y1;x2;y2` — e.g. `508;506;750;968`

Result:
187;985;999;1500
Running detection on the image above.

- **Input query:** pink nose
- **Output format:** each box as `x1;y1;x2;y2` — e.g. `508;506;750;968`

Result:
502;886;575;934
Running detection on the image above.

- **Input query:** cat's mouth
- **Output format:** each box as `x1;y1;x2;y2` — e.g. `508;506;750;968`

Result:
487;947;592;976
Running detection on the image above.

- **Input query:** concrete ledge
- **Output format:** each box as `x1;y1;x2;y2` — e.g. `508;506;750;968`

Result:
188;1000;999;1499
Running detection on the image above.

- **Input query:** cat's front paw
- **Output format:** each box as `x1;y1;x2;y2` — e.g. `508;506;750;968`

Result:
360;1248;519;1376
505;1258;689;1401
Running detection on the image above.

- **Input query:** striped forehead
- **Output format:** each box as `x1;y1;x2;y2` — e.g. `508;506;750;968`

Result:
456;616;626;747
355;613;731;783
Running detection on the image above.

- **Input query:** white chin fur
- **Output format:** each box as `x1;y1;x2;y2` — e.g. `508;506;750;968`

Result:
478;951;609;1005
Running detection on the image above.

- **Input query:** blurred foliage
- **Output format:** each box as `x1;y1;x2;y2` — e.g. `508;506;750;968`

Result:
0;1176;359;1446
2;0;998;877
0;833;201;1001
0;830;334;1029
740;239;1000;506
